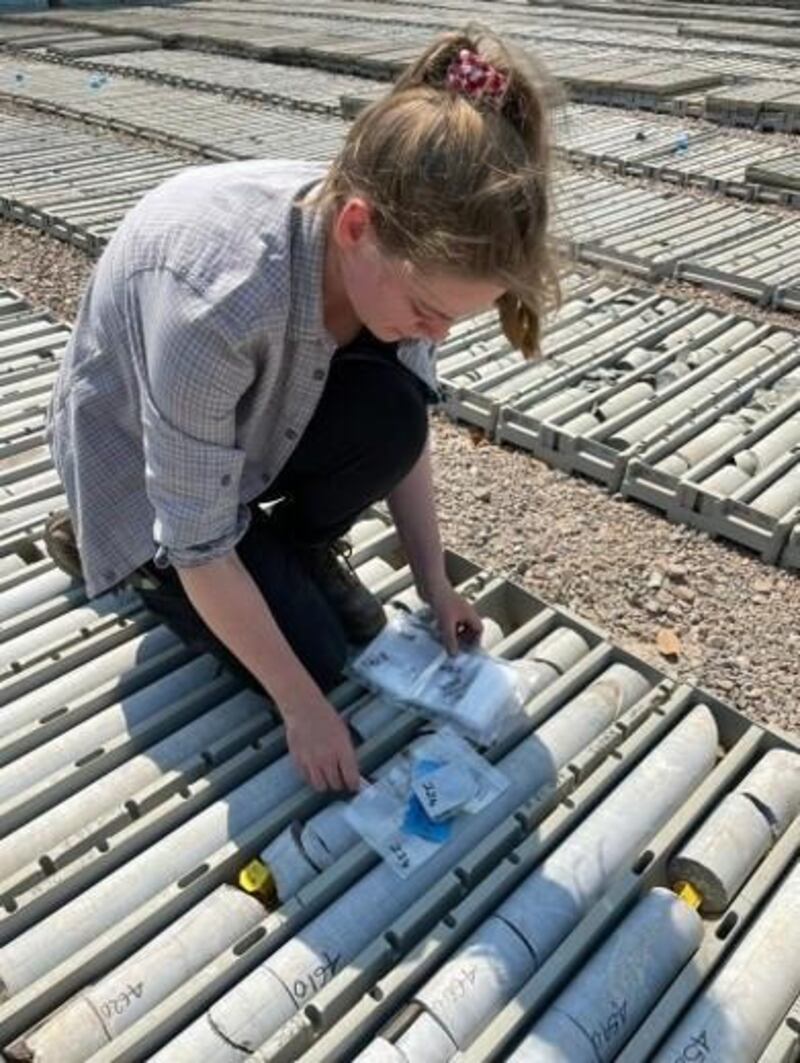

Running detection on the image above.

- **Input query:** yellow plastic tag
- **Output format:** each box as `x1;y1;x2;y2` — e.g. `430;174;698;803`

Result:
674;880;703;910
238;858;273;896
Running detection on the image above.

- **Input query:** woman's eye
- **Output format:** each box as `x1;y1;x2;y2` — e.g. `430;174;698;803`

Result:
413;301;440;324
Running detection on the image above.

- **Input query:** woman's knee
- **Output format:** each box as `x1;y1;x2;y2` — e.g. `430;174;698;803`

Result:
279;593;349;691
304;625;349;692
205;524;351;693
359;364;430;474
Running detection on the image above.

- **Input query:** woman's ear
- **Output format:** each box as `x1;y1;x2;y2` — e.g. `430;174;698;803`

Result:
333;197;373;252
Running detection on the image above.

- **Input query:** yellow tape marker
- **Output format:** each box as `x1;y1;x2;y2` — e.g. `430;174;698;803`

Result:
674;880;704;910
238;858;275;901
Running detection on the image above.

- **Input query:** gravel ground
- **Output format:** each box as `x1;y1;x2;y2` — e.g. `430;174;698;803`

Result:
432;415;800;737
0;219;93;320
2;215;799;740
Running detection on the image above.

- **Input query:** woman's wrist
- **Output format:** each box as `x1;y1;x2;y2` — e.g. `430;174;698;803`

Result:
418;564;451;604
273;671;323;718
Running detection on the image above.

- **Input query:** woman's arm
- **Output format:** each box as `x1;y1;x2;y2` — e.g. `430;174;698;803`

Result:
133;271;359;792
177;552;360;792
387;441;449;601
387;441;482;652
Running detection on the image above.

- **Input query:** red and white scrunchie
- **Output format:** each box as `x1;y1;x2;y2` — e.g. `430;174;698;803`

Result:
445;48;509;106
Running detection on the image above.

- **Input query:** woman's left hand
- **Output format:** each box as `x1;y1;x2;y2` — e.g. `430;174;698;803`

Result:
427;582;484;655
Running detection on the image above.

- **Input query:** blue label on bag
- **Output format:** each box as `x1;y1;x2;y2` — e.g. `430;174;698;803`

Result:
402;795;453;843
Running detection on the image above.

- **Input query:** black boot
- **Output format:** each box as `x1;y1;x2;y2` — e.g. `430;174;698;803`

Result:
43;510;84;581
302;538;386;644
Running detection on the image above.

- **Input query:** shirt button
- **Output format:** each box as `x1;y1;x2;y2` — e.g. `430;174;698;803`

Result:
220;474;231;486
285;428;297;441
261;472;270;483
312;368;326;381
103;568;116;583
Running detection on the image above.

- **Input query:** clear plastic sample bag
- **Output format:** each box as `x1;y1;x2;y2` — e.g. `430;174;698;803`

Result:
344;727;509;878
349;611;532;745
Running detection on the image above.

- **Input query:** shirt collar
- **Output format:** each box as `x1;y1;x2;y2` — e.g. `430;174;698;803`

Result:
398;337;440;400
288;179;338;357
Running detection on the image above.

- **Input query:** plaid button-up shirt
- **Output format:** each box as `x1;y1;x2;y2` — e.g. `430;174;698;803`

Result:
47;159;439;598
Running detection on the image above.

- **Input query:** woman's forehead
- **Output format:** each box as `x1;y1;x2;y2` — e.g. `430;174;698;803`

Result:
401;263;505;317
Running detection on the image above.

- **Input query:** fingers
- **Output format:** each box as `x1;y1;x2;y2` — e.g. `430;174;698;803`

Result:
322;761;343;792
298;747;360;794
443;623;460;656
447;615;483;654
456;602;484;646
295;748;338;792
304;762;338;792
434;592;484;655
338;746;362;793
322;742;360;793
304;760;328;792
307;756;340;793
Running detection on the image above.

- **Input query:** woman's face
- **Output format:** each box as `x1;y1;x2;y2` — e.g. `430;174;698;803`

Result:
333;198;506;344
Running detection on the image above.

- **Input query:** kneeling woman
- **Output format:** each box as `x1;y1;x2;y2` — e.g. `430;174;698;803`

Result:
45;30;559;792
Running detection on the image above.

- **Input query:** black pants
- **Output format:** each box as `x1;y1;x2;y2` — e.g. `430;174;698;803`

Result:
138;333;431;692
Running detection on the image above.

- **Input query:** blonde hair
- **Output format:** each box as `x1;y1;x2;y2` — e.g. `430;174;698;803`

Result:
316;27;562;358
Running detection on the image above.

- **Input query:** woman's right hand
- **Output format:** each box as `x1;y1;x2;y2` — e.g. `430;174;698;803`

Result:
282;688;361;793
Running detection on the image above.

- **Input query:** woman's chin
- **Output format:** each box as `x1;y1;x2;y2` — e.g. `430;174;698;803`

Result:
373;325;400;341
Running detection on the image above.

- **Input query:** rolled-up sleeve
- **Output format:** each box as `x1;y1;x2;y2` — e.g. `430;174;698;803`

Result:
133;268;257;570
